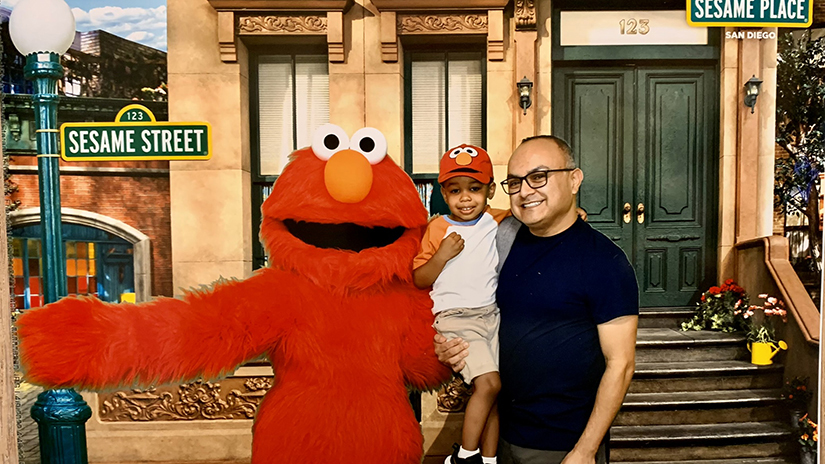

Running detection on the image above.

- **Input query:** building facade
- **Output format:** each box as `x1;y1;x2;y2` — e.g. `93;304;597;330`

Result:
56;0;823;462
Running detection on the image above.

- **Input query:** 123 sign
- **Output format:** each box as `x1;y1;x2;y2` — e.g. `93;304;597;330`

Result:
60;104;212;161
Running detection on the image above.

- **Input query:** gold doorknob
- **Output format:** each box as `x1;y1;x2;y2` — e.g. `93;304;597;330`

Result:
637;203;645;224
623;202;632;223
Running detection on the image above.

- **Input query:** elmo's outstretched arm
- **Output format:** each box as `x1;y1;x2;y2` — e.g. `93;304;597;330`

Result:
399;293;452;391
16;269;292;390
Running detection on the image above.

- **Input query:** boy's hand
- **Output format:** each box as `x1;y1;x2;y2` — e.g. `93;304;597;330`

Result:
434;232;464;261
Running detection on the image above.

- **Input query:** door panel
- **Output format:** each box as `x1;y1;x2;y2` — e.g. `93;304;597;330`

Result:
553;69;634;250
553;65;717;307
636;68;715;307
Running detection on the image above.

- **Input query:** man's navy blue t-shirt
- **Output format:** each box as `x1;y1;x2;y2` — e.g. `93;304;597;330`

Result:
496;218;639;451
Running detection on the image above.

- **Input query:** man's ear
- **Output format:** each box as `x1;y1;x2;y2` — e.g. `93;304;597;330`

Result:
571;168;583;194
487;182;496;200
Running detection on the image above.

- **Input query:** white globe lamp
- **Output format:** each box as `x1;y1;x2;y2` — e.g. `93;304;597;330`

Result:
9;0;76;56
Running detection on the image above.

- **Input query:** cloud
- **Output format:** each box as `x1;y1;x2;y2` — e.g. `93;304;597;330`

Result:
71;5;166;51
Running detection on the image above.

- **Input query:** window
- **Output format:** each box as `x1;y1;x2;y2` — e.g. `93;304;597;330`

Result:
11;223;134;309
251;52;329;268
64;78;82;97
405;51;485;176
256;54;329;176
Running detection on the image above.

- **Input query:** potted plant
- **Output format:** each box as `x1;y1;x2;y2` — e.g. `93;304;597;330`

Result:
782;377;813;428
735;294;788;365
798;414;818;464
681;279;748;333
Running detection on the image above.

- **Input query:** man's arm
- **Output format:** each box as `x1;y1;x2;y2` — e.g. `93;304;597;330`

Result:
563;315;637;464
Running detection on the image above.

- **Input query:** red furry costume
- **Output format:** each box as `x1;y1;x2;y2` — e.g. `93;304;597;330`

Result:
17;124;452;463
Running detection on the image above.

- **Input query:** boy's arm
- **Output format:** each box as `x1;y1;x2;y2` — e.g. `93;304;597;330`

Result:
413;232;464;288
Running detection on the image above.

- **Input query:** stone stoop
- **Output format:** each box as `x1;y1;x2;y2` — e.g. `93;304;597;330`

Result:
611;308;795;463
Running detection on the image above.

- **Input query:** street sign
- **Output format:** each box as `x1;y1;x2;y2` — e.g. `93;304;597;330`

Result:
60;104;212;161
687;0;813;27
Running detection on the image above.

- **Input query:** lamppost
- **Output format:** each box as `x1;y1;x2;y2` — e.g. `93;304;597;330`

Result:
9;0;92;463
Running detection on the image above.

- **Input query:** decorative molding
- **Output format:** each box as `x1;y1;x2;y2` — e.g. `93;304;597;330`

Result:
647;234;702;242
218;11;237;63
208;0;352;9
437;377;473;413
99;378;273;421
487;9;504;60
398;14;488;34
326;11;344;62
381;11;398;62
238;14;327;34
373;0;507;9
515;0;536;30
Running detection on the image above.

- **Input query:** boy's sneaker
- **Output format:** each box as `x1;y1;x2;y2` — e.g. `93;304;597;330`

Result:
444;443;483;464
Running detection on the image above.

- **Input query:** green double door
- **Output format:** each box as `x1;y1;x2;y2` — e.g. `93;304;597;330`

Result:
553;65;718;308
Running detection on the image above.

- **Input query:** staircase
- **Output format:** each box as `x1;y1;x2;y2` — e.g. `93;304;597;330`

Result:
611;307;797;464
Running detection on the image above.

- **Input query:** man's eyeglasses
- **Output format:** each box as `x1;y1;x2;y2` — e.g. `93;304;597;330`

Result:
500;169;575;195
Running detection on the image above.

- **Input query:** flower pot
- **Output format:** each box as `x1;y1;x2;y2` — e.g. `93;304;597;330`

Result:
800;448;815;464
748;341;787;365
791;408;807;429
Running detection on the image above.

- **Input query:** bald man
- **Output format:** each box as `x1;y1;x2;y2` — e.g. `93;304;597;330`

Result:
436;136;638;464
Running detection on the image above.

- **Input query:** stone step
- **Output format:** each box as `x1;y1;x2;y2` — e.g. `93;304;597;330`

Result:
609;422;795;461
612;458;796;464
635;329;748;362
629;361;783;393
615;389;785;426
639;306;696;328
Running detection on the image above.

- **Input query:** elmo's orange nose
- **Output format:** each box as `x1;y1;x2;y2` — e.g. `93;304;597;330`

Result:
324;149;373;203
455;152;473;166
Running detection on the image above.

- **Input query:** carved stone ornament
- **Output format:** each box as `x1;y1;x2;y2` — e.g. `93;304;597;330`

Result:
238;15;327;34
437;376;473;413
398;14;488;34
99;377;273;421
515;0;536;30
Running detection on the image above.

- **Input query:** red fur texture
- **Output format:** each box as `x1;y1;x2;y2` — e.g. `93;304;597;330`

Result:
16;144;452;463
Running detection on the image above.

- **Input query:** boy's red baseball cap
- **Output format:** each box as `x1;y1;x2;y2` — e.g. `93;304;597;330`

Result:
438;144;493;185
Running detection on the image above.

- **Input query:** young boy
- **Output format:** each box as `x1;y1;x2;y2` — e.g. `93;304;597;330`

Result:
413;144;509;464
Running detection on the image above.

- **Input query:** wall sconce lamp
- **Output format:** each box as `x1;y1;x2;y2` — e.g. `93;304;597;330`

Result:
744;75;763;114
517;76;533;115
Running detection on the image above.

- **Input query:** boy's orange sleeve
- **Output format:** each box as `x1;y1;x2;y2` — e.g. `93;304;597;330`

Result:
489;207;512;224
413;217;449;270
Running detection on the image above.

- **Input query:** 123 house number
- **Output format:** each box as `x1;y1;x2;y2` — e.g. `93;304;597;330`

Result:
619;19;650;35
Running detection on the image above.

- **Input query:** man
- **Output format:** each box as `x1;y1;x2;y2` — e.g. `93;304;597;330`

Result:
435;135;638;464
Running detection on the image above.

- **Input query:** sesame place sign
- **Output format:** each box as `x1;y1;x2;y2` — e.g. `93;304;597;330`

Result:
60;104;212;161
688;0;812;27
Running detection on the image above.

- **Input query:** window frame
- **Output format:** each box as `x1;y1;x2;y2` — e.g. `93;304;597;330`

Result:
403;47;487;182
249;45;329;269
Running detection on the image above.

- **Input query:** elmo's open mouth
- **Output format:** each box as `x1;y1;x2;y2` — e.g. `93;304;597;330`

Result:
284;219;406;252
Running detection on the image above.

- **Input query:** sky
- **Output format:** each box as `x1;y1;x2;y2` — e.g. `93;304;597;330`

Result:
1;0;167;51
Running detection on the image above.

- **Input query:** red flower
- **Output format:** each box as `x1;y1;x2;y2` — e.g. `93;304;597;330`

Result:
708;286;721;295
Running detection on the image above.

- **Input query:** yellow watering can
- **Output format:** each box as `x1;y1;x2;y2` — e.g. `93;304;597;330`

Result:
748;340;787;365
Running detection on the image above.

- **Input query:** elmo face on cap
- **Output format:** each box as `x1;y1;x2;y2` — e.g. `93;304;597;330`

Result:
438;144;493;185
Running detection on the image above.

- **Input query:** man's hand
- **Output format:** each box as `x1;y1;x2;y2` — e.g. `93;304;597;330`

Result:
576;207;588;221
434;232;464;262
433;333;469;373
561;448;596;464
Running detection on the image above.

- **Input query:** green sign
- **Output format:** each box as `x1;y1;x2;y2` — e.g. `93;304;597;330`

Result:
60;104;212;161
687;0;812;27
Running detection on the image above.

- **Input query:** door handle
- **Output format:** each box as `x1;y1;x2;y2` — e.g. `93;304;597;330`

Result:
637;203;645;224
623;202;632;224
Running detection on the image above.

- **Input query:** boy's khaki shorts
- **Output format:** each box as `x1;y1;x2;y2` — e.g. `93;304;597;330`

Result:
433;303;500;384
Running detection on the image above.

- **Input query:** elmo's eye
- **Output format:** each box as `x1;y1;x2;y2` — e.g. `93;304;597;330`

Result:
449;148;462;158
463;147;478;157
350;127;387;165
312;124;349;161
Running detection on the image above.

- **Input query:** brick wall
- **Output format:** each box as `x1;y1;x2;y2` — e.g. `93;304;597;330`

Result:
8;157;173;298
815;0;824;27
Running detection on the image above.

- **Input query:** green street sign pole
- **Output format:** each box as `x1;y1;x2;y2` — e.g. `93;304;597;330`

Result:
25;52;92;464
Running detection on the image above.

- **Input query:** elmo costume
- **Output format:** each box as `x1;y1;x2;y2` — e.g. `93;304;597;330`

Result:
16;124;452;463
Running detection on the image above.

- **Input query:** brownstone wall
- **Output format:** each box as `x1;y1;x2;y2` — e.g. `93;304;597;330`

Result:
815;0;825;26
8;158;173;298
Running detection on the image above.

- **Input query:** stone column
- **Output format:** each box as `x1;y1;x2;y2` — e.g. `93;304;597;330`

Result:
168;0;253;292
513;0;538;144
